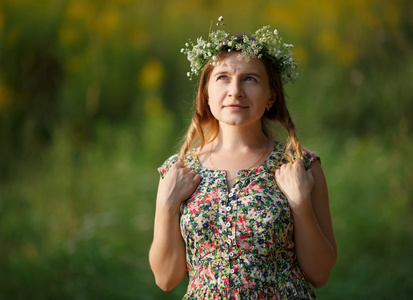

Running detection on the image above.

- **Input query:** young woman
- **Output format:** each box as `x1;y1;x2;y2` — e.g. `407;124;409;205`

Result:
149;17;336;299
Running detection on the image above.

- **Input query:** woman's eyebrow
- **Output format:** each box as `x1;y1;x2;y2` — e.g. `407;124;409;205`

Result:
213;71;263;78
244;72;263;79
212;71;230;77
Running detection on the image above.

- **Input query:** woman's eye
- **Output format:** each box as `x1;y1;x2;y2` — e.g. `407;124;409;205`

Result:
217;75;228;80
245;76;257;82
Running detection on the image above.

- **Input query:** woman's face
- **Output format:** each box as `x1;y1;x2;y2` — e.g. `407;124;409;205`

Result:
206;52;274;128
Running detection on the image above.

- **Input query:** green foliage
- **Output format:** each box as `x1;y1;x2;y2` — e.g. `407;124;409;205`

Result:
1;0;413;298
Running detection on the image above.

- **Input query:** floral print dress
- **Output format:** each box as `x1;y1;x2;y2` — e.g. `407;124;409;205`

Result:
158;141;319;300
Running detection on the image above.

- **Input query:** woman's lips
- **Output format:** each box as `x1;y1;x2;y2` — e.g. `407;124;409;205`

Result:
224;104;248;109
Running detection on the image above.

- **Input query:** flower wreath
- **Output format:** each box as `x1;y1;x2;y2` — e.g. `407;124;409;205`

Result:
181;16;299;83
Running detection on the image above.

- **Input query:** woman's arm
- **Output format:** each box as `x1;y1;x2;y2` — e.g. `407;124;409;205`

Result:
149;162;202;291
275;158;337;288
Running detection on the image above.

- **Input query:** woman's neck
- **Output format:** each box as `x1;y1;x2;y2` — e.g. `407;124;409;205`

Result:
214;122;269;153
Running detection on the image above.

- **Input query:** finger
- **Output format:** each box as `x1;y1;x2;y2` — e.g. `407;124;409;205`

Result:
294;158;303;165
307;168;313;180
274;169;281;182
193;174;202;182
181;167;192;174
281;164;291;173
293;158;304;169
174;161;185;168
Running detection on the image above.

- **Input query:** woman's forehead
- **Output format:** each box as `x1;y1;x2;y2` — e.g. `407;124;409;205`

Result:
212;53;266;74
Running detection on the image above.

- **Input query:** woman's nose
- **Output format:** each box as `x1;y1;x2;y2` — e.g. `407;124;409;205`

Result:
228;80;244;99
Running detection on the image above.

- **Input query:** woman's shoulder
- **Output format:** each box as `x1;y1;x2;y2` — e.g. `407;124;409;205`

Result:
157;148;199;179
157;154;179;179
270;141;320;169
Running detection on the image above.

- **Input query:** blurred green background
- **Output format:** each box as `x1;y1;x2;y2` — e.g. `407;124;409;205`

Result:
0;0;412;299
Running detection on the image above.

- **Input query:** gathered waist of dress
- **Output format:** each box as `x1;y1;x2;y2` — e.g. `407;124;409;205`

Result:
187;249;303;286
190;247;297;267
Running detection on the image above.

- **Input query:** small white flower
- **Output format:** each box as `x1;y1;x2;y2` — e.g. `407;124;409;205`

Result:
218;16;223;22
181;48;184;53
187;72;191;77
274;29;278;35
185;43;189;47
207;43;211;47
228;41;233;47
212;56;217;61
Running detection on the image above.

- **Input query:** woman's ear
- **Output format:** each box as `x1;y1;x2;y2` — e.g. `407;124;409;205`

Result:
271;92;277;103
268;93;276;108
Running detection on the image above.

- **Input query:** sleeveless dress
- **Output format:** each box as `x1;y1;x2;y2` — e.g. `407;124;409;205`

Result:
158;141;319;300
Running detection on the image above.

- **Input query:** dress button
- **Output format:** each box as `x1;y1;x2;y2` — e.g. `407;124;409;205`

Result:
230;269;235;274
229;252;234;257
226;206;231;211
227;238;232;244
229;193;234;197
226;222;231;227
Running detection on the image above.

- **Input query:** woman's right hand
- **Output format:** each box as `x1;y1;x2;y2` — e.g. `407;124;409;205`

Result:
157;161;202;212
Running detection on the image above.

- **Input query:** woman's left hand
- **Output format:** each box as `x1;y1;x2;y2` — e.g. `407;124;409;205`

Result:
275;158;314;211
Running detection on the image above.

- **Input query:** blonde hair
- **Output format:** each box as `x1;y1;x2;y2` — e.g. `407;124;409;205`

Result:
178;51;303;163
